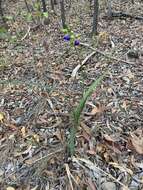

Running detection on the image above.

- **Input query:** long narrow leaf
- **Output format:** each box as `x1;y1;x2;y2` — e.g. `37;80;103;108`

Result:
69;71;107;156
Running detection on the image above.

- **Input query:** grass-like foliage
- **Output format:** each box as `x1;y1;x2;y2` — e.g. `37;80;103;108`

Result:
68;72;107;156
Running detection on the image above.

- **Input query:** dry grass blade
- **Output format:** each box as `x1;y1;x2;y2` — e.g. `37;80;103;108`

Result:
65;164;74;190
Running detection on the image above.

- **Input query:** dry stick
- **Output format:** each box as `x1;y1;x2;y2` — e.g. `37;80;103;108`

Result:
47;98;59;121
31;148;64;165
71;42;133;78
109;11;143;20
72;157;129;190
46;112;69;117
20;26;31;41
65;164;74;190
65;164;81;189
80;42;134;65
71;51;96;78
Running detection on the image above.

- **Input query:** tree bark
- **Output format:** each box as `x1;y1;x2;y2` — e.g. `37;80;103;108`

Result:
60;0;66;28
92;0;99;35
0;0;5;24
41;0;47;12
50;0;55;10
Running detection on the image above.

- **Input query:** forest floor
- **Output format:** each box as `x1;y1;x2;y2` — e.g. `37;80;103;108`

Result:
0;0;143;189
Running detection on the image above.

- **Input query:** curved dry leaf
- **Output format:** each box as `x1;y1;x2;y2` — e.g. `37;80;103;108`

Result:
103;134;117;142
0;112;4;122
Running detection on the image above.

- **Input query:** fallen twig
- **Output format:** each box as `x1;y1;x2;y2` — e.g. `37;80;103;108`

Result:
71;51;96;78
65;164;74;190
20;26;31;41
31;148;64;165
71;42;134;78
72;157;130;190
46;112;70;117
109;11;143;20
80;42;134;65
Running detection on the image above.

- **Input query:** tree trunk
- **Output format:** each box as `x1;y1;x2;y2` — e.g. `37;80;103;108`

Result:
0;0;5;24
92;0;99;35
41;0;47;12
50;0;55;10
60;0;66;28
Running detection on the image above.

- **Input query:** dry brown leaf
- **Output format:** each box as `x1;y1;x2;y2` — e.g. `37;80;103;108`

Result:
0;112;4;122
121;100;128;111
33;134;40;143
86;149;96;155
90;105;104;115
81;131;91;142
98;31;109;43
36;61;43;68
107;87;114;94
5;122;17;131
42;170;54;177
129;133;143;155
103;134;117;142
6;187;15;190
126;69;134;79
103;134;123;153
96;144;106;153
80;122;92;135
53;129;63;142
103;151;111;162
21;126;26;138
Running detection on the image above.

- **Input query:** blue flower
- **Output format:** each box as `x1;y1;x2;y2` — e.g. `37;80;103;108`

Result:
63;34;70;41
74;40;80;46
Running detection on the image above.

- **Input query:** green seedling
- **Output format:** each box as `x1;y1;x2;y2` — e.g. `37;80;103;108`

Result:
68;72;107;156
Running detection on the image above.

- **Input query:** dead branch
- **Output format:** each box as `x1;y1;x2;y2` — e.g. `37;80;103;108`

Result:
80;42;134;65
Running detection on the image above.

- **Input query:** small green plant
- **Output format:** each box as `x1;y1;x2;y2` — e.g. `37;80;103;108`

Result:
62;27;80;46
22;1;49;22
25;12;33;21
42;12;48;18
68;72;107;156
4;15;13;21
0;26;9;40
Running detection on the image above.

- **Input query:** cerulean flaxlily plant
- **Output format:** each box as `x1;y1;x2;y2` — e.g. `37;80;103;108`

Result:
63;34;80;46
62;27;80;46
74;40;80;46
63;34;71;41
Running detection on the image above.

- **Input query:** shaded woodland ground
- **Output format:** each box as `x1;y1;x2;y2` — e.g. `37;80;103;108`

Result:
0;0;143;189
